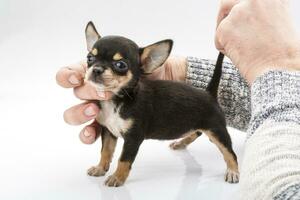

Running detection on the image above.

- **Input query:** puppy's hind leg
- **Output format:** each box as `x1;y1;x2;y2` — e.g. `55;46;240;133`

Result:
169;131;202;150
204;128;239;183
87;127;117;177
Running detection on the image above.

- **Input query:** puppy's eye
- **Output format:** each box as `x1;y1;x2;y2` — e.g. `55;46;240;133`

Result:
112;61;128;73
87;54;96;65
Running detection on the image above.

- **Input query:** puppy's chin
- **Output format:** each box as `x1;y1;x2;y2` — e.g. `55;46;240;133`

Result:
84;73;123;95
88;80;105;91
85;79;105;90
85;79;120;96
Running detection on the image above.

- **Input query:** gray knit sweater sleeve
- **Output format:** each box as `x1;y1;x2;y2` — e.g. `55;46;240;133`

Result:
186;57;251;131
186;58;300;199
239;71;300;200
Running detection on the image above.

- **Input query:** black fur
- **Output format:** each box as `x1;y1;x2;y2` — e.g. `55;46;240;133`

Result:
207;52;224;99
116;80;226;140
84;21;238;186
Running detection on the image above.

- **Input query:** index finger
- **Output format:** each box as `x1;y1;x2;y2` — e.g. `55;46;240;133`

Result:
56;61;87;88
215;0;240;51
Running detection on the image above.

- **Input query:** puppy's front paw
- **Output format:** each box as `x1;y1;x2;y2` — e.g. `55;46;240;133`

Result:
104;175;125;187
224;169;239;183
87;166;107;177
169;141;187;150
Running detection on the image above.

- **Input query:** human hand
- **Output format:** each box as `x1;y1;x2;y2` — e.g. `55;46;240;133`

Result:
56;57;187;144
56;61;113;144
215;0;300;84
145;56;187;81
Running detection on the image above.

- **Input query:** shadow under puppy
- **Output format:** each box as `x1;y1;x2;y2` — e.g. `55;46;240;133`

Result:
84;21;239;187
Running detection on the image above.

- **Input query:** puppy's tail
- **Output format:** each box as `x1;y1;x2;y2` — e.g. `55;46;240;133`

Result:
206;52;224;99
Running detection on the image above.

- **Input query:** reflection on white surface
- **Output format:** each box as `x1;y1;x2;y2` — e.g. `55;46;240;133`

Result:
1;0;300;199
0;86;245;200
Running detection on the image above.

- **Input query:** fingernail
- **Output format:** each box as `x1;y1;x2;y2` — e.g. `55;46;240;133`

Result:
97;91;106;98
69;75;80;85
83;129;91;137
84;106;96;117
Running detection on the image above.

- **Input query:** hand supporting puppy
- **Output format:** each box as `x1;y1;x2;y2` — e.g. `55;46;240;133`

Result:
56;57;187;144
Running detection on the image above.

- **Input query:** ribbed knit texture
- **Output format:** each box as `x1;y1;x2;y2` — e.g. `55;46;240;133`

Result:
186;57;251;131
185;58;300;200
274;184;300;200
240;71;300;200
248;71;300;137
239;122;300;200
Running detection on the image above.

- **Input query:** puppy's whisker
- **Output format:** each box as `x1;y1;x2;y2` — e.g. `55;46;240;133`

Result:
122;88;133;100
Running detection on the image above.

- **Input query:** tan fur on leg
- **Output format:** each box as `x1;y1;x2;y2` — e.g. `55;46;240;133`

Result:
87;133;117;177
204;131;239;183
169;131;201;150
105;161;131;187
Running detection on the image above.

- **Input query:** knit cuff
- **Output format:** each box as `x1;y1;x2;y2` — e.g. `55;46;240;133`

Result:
274;184;300;200
248;70;300;137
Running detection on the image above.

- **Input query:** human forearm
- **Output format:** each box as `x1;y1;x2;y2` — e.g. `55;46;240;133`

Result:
239;71;300;200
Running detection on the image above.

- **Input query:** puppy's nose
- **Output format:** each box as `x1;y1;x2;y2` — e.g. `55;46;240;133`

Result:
92;67;104;76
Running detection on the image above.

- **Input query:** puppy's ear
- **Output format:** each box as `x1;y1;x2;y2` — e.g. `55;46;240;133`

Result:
140;39;173;74
85;21;101;51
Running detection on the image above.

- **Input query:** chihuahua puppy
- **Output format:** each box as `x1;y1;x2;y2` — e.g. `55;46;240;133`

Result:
84;21;239;187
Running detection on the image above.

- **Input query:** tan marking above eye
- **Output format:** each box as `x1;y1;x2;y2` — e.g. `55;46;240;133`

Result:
113;53;123;61
91;48;98;56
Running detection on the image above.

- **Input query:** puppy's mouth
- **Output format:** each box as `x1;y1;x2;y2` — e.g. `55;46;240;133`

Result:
86;75;118;92
90;76;113;85
84;66;132;96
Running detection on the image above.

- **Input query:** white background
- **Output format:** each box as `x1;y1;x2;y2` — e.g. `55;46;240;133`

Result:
0;0;300;200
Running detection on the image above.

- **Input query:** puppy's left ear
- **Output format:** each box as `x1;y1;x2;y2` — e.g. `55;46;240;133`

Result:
140;39;173;74
85;21;101;51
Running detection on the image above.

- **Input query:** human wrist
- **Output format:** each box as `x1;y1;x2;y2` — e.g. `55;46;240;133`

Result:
246;52;300;85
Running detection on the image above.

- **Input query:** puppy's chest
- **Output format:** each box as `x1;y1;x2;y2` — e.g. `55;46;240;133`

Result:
96;101;132;138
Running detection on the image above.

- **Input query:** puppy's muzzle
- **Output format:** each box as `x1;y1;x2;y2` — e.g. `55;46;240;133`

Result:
88;66;116;89
90;66;104;83
93;67;104;76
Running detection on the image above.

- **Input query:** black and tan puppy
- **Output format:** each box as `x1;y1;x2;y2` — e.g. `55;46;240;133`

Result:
84;21;239;187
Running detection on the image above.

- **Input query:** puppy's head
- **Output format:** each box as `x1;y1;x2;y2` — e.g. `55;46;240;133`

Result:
84;21;173;94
